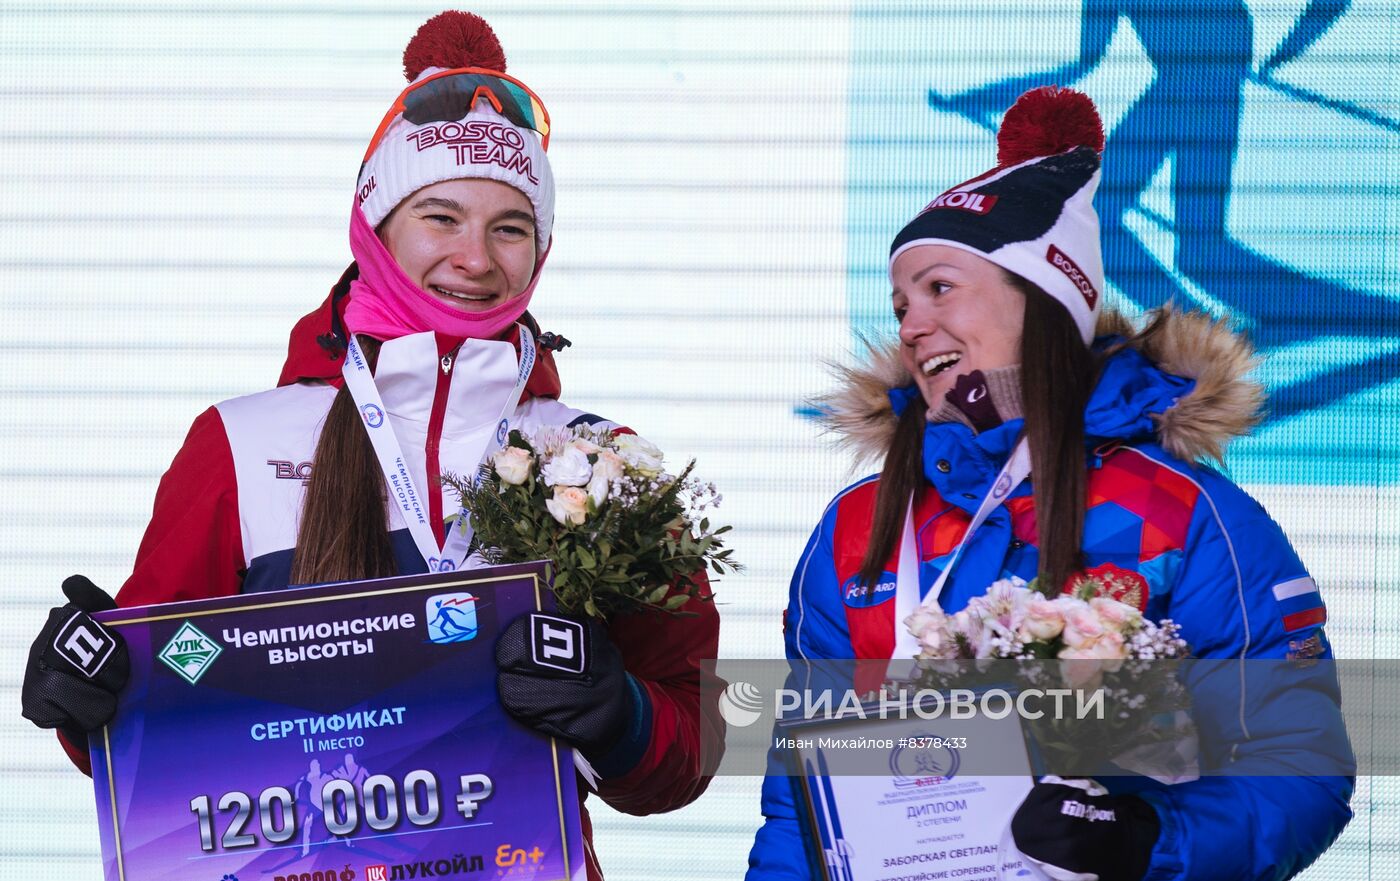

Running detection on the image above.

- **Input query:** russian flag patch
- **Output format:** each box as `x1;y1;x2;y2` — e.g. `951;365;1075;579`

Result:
1273;576;1327;632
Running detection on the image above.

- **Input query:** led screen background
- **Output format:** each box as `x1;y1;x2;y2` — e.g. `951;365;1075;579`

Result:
0;2;1394;878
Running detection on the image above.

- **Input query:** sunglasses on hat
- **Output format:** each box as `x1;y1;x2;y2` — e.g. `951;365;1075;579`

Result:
364;67;551;161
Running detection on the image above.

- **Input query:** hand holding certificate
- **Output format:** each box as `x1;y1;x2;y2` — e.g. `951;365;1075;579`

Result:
781;569;1196;880
783;691;1042;881
89;562;584;881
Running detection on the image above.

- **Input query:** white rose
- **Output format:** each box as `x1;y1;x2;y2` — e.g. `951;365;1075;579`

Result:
917;628;959;660
905;607;959;659
597;448;626;474
1070;631;1127;661
492;446;534;485
1060;602;1108;650
570;437;603;455
540;446;592;487
905;606;946;638
1021;597;1066;641
545;486;589;526
1058;652;1105;691
1089;596;1143;632
586;450;626;507
613;433;665;476
1059;634;1128;689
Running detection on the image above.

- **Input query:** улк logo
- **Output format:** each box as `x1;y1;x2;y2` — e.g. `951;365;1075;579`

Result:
158;621;223;685
426;593;479;644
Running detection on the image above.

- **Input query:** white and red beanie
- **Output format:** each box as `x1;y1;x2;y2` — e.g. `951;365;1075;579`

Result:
890;86;1106;343
356;12;554;248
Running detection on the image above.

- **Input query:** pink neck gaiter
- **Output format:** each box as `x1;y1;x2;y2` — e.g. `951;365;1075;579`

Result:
342;200;547;341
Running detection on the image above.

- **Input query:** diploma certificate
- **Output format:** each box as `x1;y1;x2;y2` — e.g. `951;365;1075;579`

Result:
785;696;1043;881
90;563;584;881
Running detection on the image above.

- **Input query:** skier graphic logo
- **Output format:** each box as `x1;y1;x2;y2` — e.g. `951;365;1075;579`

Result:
426;592;479;644
848;0;1399;483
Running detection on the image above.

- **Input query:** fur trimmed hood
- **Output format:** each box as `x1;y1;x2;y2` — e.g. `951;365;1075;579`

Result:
816;304;1262;468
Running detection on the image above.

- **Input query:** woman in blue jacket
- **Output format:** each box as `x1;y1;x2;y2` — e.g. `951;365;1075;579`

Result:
747;87;1352;881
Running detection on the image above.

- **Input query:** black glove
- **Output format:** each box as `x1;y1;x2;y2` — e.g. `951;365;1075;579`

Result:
1011;777;1160;881
21;576;130;746
495;612;633;757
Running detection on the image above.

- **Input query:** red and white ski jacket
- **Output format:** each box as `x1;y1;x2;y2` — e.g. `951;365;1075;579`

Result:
63;289;722;881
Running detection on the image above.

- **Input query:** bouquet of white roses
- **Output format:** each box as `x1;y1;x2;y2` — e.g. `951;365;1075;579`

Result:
907;573;1195;780
907;573;1188;667
446;426;738;619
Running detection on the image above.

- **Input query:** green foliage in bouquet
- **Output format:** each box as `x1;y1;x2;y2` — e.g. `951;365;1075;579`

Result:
445;427;739;619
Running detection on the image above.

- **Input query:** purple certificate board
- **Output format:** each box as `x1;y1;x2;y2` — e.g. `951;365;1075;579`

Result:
89;562;584;881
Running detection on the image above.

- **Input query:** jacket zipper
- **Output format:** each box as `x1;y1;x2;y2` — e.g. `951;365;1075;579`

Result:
425;350;455;548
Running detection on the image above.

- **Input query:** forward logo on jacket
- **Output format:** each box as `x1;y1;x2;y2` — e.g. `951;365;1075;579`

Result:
842;574;897;609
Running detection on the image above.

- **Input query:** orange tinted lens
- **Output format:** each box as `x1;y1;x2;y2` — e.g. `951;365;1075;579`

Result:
402;73;543;135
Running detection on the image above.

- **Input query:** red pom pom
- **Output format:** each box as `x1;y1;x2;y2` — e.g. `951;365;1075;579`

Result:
403;11;507;81
996;86;1104;167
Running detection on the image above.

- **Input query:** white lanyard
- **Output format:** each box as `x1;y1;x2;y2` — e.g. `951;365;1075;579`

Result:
890;437;1031;661
341;326;535;572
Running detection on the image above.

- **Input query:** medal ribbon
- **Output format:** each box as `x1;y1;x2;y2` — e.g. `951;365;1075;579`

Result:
341;326;536;572
891;437;1031;662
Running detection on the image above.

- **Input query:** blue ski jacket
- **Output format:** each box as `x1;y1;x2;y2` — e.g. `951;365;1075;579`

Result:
747;308;1352;881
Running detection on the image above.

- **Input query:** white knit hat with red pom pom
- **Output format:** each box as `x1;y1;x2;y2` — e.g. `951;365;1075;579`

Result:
356;11;554;247
891;86;1105;343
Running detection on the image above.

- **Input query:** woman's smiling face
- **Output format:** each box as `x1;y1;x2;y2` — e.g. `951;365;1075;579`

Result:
891;244;1026;406
380;178;537;312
